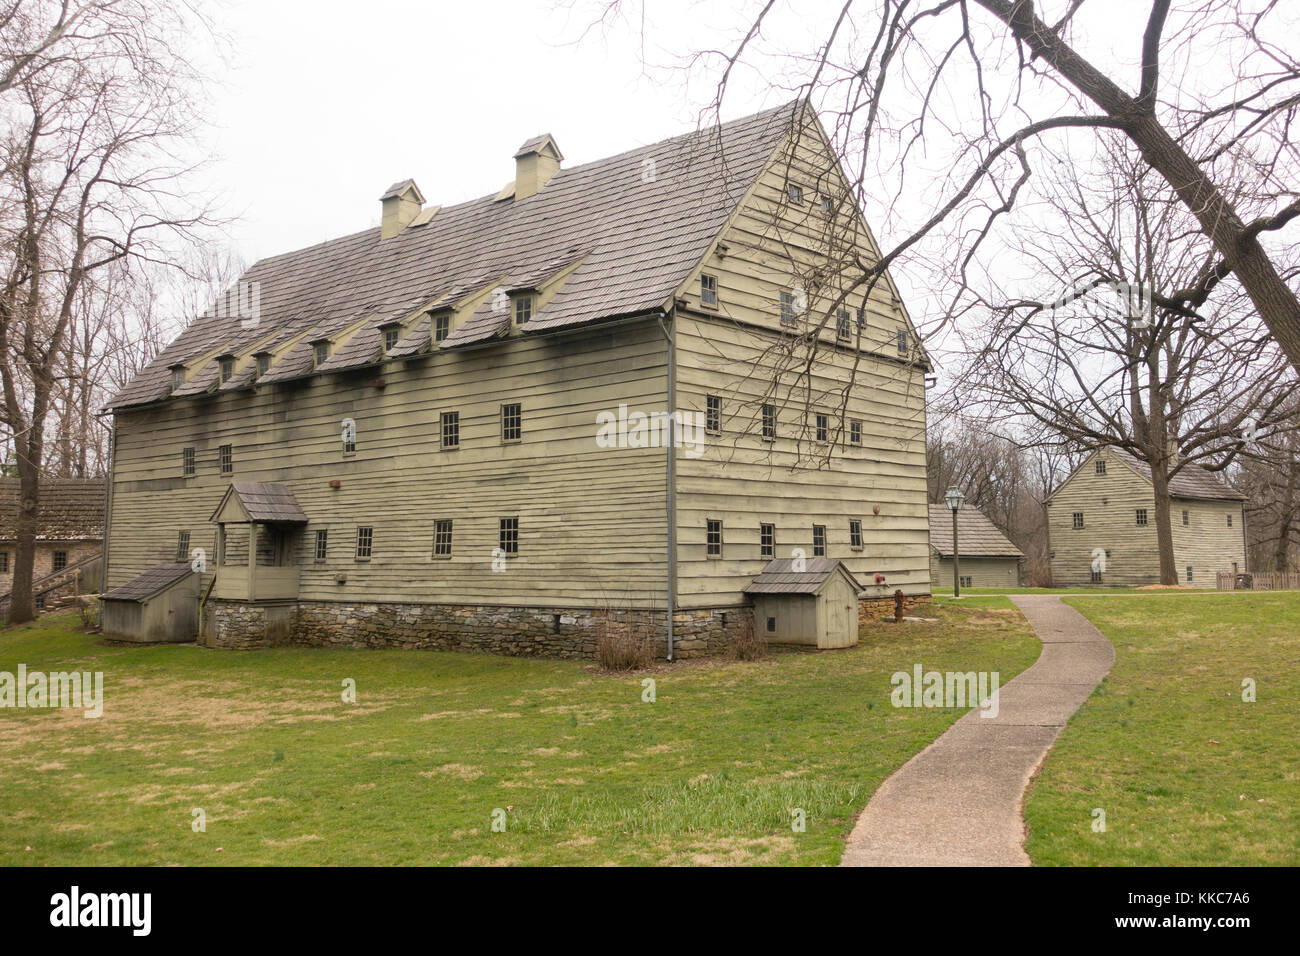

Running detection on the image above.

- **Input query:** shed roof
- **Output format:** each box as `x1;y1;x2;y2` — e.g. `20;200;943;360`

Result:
0;478;105;542
928;505;1024;559
100;561;193;602
107;102;804;410
210;481;309;524
744;558;863;595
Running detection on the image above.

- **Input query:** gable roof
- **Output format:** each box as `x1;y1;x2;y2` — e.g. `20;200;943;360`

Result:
210;482;309;524
107;102;804;411
0;478;105;542
1106;447;1247;501
928;504;1023;559
100;561;194;602
744;557;863;595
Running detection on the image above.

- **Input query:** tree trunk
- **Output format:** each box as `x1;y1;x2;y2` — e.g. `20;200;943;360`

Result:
1276;454;1298;572
9;459;39;624
1150;457;1178;585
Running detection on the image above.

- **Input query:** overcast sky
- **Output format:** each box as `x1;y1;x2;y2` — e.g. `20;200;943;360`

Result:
208;0;790;263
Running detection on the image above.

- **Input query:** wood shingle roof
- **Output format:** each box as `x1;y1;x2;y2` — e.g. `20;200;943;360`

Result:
108;102;803;411
927;504;1023;559
0;478;105;542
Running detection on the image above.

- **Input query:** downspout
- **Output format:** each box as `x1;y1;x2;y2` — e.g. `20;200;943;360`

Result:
657;311;675;661
96;416;115;627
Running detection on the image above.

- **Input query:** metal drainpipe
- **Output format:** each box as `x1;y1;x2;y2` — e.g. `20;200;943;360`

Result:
97;420;115;627
657;311;675;661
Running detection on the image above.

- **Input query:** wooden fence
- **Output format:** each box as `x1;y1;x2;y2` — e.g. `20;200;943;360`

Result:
1217;571;1300;590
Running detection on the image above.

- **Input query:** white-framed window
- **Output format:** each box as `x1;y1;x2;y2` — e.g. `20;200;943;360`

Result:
780;291;797;325
815;413;829;443
700;274;718;308
433;519;453;558
787;184;803;204
383;327;401;353
812;524;826;557
849;519;863;550
1096;459;1107;475
441;411;459;448
182;447;196;476
501;403;522;442
314;529;328;562
1072;512;1084;529
849;420;862;445
355;526;373;560
1135;508;1148;526
513;295;533;326
705;395;721;434
760;522;775;558
499;517;519;555
434;313;450;342
219;444;233;474
836;309;851;341
896;328;908;356
313;341;330;367
761;403;777;440
255;354;270;378
219;358;234;383
175;531;190;562
706;519;723;557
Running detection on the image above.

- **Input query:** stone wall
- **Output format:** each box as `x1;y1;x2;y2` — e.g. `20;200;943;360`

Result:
859;592;932;625
201;598;756;659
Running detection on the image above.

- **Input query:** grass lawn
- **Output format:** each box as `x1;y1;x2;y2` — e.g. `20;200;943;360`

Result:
1024;592;1300;866
0;603;1038;866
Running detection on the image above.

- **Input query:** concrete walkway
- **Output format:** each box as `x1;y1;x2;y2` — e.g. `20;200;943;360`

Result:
840;595;1114;867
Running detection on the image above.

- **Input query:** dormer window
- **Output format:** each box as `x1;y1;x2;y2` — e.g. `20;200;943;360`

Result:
433;312;451;343
219;357;234;383
513;294;533;326
171;367;185;390
313;341;330;367
255;353;270;378
381;325;401;353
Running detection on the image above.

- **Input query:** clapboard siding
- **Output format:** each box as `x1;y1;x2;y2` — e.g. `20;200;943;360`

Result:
1047;448;1247;586
108;322;671;607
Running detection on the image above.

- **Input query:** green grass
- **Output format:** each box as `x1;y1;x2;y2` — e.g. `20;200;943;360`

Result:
960;586;1230;595
1024;592;1300;866
0;604;1038;866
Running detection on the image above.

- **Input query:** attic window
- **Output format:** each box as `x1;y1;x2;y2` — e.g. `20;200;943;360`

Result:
780;291;797;326
219;358;234;383
787;184;803;204
313;341;330;367
433;313;450;343
255;354;270;378
819;196;834;215
514;295;533;326
836;309;851;341
1095;459;1106;475
700;274;718;308
896;328;908;356
382;327;401;353
171;368;185;390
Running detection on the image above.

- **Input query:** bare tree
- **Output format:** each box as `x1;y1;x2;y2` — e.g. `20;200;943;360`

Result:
580;1;1300;372
958;136;1294;582
0;0;219;622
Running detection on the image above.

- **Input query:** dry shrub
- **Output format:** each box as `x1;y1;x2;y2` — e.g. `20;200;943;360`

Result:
727;615;768;661
594;608;658;670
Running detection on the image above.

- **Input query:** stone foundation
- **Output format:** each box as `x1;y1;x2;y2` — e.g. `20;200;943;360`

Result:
201;599;755;659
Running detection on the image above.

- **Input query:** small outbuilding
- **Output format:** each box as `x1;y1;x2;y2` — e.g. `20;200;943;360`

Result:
928;504;1023;589
99;561;199;643
744;558;863;649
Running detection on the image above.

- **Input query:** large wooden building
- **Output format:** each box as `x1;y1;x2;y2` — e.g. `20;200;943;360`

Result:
1046;447;1247;587
101;102;931;657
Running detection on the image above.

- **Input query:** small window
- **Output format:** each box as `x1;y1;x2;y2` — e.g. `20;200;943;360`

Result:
434;313;450;343
219;358;234;383
960;576;973;588
787;184;803;203
313;342;329;367
52;550;68;572
780;291;797;325
1095;459;1107;475
766;616;776;633
836;309;851;341
433;519;453;558
35;594;44;610
1135;508;1148;526
760;522;775;558
761;403;776;440
1072;512;1084;529
499;517;519;555
441;411;459;449
1182;509;1189;526
706;519;723;557
856;309;866;334
705;395;721;434
849;519;863;549
314;529;328;562
1186;565;1194;582
896;328;908;356
812;525;826;557
815;413;829;443
819;195;834;215
171;368;184;390
1227;513;1233;527
383;327;401;353
355;526;373;560
0;551;8;573
343;434;356;455
849;420;862;445
501;403;522;442
219;444;233;474
255;354;270;378
513;295;533;326
175;532;190;562
1091;569;1103;584
700;274;718;308
182;447;196;476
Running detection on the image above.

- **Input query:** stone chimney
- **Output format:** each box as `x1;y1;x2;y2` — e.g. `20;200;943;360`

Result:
513;134;563;200
379;179;425;239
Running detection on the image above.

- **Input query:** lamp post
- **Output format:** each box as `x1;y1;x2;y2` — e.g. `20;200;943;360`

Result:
945;485;966;598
